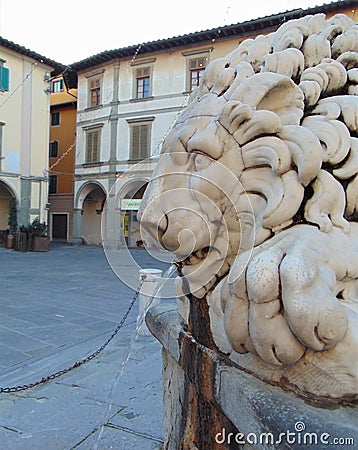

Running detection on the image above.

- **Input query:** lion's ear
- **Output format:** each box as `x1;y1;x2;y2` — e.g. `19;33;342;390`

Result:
219;101;281;146
227;72;305;126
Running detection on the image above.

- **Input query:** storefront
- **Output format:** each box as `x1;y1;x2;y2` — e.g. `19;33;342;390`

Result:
120;198;142;247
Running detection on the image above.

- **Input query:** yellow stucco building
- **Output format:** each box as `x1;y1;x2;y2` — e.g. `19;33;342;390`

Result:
0;37;64;242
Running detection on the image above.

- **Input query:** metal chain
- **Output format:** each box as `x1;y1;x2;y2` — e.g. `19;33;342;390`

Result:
0;279;144;394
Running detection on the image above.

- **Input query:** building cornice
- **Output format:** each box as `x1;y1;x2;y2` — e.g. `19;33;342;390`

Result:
63;1;356;89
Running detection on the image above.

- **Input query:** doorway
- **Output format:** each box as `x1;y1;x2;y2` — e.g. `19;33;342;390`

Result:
52;213;68;241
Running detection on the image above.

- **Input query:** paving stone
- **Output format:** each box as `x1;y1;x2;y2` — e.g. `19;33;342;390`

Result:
0;244;170;449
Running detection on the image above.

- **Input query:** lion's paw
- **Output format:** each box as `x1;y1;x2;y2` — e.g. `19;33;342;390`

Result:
224;225;352;366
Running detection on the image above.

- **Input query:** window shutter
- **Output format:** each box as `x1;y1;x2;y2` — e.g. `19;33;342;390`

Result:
92;131;98;161
86;132;92;161
140;125;148;159
132;125;140;160
130;124;149;160
0;66;9;91
86;130;99;162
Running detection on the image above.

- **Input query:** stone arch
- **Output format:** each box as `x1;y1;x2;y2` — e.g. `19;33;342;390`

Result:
118;178;149;247
0;179;18;246
108;177;149;247
102;178;149;249
75;180;107;210
75;181;107;245
118;178;149;201
0;179;18;229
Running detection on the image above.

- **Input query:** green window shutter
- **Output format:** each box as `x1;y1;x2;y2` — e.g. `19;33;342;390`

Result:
92;131;98;161
140;125;149;159
0;66;9;91
131;125;140;159
131;124;150;160
86;132;92;162
86;130;99;162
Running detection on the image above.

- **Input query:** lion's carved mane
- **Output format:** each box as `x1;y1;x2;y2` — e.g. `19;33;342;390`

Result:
188;13;357;240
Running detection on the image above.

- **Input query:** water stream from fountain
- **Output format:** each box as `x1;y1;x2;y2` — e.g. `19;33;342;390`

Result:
93;264;177;449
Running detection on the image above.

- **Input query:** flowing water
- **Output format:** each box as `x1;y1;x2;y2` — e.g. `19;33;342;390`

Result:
93;264;177;449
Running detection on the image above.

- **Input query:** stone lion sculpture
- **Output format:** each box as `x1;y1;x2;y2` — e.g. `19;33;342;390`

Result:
139;13;358;401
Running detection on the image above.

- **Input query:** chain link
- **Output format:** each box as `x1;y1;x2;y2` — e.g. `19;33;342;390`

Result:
0;280;144;394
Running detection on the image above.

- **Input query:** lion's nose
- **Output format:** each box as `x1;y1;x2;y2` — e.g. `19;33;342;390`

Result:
139;208;196;256
156;210;200;256
162;226;197;257
139;210;168;247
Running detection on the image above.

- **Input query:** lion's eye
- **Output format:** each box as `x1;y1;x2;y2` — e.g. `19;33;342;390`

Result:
192;152;212;171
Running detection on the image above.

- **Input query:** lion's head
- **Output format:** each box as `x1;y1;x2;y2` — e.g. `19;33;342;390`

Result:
138;12;358;299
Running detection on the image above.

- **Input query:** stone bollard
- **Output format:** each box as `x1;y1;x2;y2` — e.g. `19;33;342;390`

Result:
137;268;163;336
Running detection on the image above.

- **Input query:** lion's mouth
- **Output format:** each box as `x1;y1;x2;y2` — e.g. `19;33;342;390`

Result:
173;244;230;298
175;246;211;269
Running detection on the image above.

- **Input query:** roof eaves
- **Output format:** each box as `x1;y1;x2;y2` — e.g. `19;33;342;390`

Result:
0;36;66;74
64;0;356;88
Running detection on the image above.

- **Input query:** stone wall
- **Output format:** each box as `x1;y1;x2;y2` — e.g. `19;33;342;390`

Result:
147;302;358;450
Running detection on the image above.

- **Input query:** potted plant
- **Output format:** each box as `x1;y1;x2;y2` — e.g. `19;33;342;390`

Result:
31;217;50;252
18;224;33;251
6;198;17;249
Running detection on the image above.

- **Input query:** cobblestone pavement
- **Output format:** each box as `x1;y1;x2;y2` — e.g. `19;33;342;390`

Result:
0;243;171;449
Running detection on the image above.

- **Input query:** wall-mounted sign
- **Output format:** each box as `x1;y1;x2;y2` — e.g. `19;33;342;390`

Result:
121;198;142;210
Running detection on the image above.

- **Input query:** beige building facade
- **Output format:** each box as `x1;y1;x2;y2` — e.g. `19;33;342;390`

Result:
72;41;236;246
0;37;63;239
66;0;357;247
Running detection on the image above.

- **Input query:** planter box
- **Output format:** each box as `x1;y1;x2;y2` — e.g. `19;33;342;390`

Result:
0;230;8;246
14;232;31;251
32;236;50;252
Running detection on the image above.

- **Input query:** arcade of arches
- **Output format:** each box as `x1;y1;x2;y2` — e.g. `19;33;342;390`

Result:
0;181;13;230
74;181;148;247
0;180;15;246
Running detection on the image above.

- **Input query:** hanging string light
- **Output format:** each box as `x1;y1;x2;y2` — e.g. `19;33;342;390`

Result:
0;61;38;109
48;41;147;175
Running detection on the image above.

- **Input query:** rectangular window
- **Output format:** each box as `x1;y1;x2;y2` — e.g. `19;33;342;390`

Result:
89;78;101;107
136;67;150;99
0;66;9;91
0;122;4;171
52;79;64;93
51;111;60;126
189;57;206;91
49;174;57;194
130;124;150;160
49;141;59;158
86;129;100;163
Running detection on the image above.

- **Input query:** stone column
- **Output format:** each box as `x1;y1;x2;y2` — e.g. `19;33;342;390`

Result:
72;208;83;245
19;178;31;225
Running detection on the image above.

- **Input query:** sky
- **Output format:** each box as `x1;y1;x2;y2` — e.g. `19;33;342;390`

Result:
0;0;329;65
